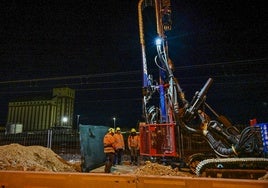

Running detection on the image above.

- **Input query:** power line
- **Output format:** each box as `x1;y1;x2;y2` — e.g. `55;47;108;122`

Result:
174;57;268;70
0;57;266;85
0;70;141;84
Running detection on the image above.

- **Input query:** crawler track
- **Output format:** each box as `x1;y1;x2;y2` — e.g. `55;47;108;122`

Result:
196;157;268;179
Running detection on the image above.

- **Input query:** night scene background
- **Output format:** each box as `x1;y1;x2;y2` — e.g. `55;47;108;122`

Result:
0;0;267;129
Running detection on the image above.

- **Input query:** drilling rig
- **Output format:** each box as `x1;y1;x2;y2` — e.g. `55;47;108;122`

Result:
137;0;268;178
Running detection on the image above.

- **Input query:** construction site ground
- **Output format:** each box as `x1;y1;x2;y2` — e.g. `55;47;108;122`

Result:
90;163;138;174
89;161;193;177
0;144;268;188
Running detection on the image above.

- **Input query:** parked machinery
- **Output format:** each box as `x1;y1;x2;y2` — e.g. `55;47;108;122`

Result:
138;0;268;178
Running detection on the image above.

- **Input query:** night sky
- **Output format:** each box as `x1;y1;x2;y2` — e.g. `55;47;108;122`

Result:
0;1;267;128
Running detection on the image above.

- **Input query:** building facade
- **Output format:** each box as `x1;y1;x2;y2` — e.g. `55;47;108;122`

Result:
52;87;75;128
6;87;75;132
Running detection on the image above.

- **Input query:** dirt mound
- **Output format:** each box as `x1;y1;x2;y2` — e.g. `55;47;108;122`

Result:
134;161;194;177
259;173;268;180
0;144;80;172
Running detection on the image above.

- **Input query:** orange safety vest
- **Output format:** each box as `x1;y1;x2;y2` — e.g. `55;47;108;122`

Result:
114;133;125;150
103;133;115;153
128;135;140;148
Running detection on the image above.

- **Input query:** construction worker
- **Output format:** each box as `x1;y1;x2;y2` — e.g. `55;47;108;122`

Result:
103;128;116;173
127;128;140;165
113;127;125;165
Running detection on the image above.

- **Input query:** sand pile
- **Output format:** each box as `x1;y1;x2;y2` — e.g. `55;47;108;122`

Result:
134;161;194;177
0;144;80;172
259;173;268;180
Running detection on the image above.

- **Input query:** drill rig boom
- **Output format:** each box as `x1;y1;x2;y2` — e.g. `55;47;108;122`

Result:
137;0;268;178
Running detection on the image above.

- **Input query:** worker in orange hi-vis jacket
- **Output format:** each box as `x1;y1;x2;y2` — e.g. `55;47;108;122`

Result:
128;128;140;165
113;127;125;165
103;128;116;173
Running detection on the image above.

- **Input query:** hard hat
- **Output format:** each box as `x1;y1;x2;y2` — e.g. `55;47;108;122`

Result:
130;128;136;133
116;127;121;131
108;128;115;133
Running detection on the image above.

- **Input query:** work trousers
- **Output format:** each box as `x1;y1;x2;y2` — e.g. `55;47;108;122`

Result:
104;152;115;173
129;147;139;165
114;148;124;165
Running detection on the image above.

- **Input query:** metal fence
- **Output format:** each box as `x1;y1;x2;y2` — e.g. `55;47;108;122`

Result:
0;129;81;161
0;128;214;164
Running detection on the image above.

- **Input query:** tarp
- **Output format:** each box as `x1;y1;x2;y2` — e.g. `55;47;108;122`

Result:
79;124;109;172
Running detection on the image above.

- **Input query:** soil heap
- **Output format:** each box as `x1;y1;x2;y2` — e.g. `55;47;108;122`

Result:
134;161;194;177
0;144;79;172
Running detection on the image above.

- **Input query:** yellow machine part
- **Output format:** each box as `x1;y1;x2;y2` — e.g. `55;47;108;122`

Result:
1;171;268;188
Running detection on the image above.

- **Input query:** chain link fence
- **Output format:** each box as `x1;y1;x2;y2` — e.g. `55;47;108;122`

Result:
0;129;81;161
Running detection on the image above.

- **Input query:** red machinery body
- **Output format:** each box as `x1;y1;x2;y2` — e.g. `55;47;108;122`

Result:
140;123;176;157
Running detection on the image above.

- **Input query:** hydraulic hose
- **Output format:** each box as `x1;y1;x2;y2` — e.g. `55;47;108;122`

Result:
204;131;236;157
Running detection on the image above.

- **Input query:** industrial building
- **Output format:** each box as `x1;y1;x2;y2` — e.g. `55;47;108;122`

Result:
6;87;75;132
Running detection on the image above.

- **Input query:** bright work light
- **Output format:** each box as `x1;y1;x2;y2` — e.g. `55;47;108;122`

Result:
155;37;162;46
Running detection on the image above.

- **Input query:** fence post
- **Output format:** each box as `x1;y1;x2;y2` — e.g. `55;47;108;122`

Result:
47;129;52;148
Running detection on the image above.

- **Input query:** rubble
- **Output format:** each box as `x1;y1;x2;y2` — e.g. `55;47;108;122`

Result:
0;144;80;172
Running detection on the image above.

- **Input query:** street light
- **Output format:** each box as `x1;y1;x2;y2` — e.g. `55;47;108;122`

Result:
113;117;116;130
